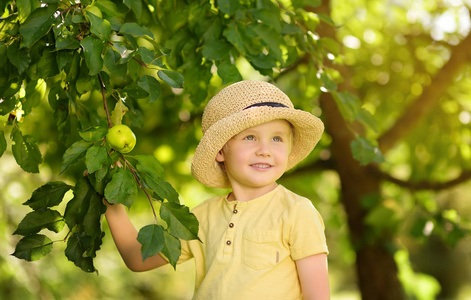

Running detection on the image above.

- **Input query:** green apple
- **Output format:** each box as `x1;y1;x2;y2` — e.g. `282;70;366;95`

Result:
106;124;136;153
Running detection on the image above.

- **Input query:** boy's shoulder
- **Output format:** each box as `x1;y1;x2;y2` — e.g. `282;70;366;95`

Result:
278;185;315;207
190;193;226;214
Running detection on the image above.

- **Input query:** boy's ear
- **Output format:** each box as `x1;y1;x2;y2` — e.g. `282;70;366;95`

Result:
216;150;225;162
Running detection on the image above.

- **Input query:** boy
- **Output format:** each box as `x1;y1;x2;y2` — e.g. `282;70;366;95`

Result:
105;80;330;299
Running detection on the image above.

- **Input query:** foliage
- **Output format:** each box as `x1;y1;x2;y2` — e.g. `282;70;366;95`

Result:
0;0;347;273
2;0;471;299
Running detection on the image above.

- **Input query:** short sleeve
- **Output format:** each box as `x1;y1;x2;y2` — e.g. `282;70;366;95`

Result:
160;238;194;264
289;199;328;261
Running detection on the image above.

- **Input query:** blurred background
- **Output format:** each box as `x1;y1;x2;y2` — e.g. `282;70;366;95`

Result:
1;0;471;299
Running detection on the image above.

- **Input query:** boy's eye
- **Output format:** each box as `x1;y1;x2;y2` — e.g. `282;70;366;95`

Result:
244;135;255;140
273;136;282;142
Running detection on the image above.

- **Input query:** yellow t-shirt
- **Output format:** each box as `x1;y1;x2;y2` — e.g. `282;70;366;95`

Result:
177;185;328;299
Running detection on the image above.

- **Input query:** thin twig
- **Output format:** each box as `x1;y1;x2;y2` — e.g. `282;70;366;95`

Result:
132;57;149;68
63;229;72;242
60;4;80;16
123;158;158;221
98;73;113;128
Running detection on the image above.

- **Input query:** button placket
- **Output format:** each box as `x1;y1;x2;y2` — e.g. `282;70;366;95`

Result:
223;203;241;256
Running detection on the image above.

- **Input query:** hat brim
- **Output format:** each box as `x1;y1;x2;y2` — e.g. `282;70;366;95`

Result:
191;106;324;188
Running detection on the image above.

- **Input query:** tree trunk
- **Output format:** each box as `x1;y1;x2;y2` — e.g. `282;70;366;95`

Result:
320;92;405;299
311;1;471;297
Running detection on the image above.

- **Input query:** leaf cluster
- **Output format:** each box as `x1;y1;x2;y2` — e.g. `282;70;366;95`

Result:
1;0;347;273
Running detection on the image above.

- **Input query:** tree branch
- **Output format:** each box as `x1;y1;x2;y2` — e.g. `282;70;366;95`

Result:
368;166;471;191
378;31;471;154
283;158;336;179
98;73;113;128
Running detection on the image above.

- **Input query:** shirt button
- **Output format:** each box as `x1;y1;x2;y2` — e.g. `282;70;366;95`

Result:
233;209;238;214
226;240;232;246
229;223;234;228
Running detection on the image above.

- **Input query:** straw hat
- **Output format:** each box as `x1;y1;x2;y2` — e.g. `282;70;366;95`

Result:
191;80;324;188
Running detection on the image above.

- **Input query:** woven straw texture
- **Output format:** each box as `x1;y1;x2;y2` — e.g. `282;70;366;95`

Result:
191;80;324;188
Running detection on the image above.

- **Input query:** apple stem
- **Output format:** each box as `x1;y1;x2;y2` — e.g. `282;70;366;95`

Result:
98;73;113;128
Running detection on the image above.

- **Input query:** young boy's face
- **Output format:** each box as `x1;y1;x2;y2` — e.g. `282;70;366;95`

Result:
216;119;292;194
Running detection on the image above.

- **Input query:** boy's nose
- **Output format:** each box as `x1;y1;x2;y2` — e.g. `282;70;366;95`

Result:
255;141;271;156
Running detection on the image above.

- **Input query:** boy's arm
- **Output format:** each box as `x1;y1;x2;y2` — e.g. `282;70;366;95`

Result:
105;202;168;271
296;253;330;300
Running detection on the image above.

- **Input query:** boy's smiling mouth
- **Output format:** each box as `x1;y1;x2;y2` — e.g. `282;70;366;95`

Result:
250;163;273;169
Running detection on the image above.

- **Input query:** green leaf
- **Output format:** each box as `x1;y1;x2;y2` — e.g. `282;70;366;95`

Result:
128;0;143;18
356;109;379;133
104;167;138;207
65;231;96;273
7;41;31;74
75;64;94;94
281;22;302;34
320;37;340;56
217;0;240;16
365;205;399;230
292;0;321;9
158;70;184;89
61;140;93;174
64;177;96;229
137;75;162;103
85;145;109;174
79;125;108;142
134;154;164;179
22;80;43;114
24;181;72;210
113;42;135;63
249;23;283;61
127;57;144;81
0;131;6;157
137;47;155;64
95;0;120;16
11;126;42;173
55;31;80;50
202;39;232;60
216;60;242;84
119;22;154;38
248;52;277;70
110;99;129;126
63;51;80;81
12;234;53;261
319;71;337;91
82;191;106;237
318;13;336;27
250;8;282;33
161;230;181;269
86;11;112;41
0;42;7;67
143;175;179;203
350;136;385;165
13;209;65;236
160;202;199;241
88;164;113;194
223;23;246;55
80;36;104;76
103;48;127;80
137;224;164;261
333;91;361;121
17;0;40;21
19;5;57;48
36;49;59;78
